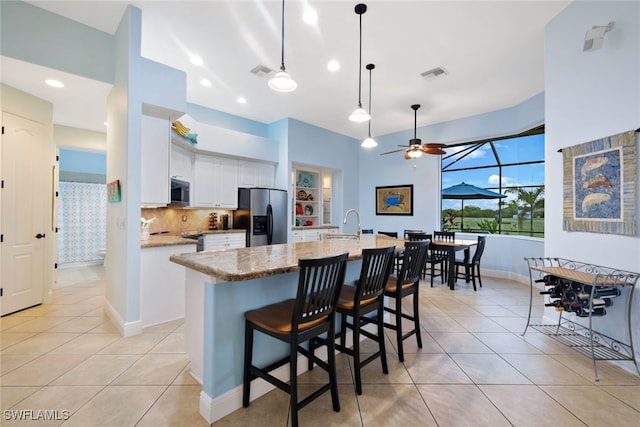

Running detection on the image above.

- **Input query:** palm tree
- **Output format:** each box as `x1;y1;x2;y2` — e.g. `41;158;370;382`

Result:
505;186;545;236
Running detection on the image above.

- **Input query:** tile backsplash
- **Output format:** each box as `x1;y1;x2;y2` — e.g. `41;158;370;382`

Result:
140;207;233;234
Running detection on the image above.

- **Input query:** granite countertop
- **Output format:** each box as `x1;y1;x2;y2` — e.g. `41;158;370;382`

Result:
169;234;402;282
292;225;339;230
141;235;197;248
141;229;247;249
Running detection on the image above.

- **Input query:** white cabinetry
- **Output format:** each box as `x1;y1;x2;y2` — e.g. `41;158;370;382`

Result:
170;141;193;183
193;154;238;208
202;232;246;250
140;244;195;327
238;160;275;188
141;115;170;205
292;228;337;242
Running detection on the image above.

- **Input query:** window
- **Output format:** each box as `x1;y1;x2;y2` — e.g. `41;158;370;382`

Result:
441;126;545;237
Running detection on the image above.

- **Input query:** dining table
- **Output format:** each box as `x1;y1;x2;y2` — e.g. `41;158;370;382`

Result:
430;238;478;290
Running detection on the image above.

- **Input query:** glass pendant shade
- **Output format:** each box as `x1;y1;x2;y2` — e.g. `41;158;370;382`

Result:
268;69;297;92
349;106;370;122
407;148;423;158
361;136;377;148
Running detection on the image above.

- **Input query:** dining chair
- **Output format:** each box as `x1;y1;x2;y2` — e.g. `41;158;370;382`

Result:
310;245;396;395
383;240;430;362
403;229;423;239
433;230;455;281
243;252;348;427
406;232;446;287
454;235;486;291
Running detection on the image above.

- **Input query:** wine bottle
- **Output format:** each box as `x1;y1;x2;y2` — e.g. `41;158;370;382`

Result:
576;306;606;317
580;285;621;299
535;275;560;286
572;295;613;308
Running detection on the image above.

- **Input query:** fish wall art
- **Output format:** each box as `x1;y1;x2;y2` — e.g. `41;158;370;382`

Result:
562;129;637;236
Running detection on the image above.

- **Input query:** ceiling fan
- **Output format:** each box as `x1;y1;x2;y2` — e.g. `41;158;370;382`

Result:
380;104;447;159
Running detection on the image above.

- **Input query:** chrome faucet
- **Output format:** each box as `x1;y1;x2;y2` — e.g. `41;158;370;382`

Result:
343;209;361;238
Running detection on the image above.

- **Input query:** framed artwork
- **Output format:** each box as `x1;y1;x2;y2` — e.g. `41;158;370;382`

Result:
562;129;637;235
376;184;413;215
107;179;121;203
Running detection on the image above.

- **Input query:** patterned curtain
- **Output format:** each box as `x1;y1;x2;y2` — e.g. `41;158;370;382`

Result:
58;182;107;264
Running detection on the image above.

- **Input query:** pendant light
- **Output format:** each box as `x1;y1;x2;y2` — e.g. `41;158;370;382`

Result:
269;0;297;92
349;4;370;122
361;63;377;148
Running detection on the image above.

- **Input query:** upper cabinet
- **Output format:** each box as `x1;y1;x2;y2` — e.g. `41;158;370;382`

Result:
170;140;193;183
141;115;170;206
238;160;275;188
193;154;238;209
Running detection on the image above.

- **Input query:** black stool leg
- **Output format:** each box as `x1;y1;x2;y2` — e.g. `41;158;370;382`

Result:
290;340;299;427
377;305;388;374
327;322;341;412
413;290;422;348
352;313;362;395
242;320;253;407
395;296;404;362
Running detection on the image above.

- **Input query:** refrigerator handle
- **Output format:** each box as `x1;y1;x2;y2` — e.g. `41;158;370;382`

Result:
266;204;273;245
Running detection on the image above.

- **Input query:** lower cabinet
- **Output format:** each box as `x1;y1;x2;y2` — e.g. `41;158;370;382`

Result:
140;244;195;327
292;228;337;242
202;232;246;250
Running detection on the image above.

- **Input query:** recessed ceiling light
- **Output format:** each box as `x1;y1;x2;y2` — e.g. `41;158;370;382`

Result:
103;121;108;126
327;60;340;72
200;79;212;87
45;79;64;88
190;56;204;66
302;7;318;25
237;97;247;104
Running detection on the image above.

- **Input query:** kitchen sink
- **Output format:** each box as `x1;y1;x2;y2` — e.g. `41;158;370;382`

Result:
322;233;360;240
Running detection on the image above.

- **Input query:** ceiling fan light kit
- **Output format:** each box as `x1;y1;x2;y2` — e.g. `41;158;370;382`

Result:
269;0;297;92
349;3;370;122
380;104;449;160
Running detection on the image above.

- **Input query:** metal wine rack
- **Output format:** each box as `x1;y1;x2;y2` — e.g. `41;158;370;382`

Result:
523;257;639;381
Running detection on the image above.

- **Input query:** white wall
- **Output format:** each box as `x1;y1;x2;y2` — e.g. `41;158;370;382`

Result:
545;0;639;270
54;125;107;152
544;0;640;359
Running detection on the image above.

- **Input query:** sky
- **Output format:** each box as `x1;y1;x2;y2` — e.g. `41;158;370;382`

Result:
441;134;544;211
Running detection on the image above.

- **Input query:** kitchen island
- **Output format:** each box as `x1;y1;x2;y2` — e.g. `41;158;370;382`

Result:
169;234;401;424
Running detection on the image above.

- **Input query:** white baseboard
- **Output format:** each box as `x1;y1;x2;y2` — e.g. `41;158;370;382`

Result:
104;299;142;337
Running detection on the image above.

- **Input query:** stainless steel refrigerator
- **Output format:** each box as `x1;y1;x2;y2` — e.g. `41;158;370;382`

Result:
233;188;288;247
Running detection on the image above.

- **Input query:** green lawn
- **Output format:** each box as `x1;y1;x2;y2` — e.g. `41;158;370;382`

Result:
443;216;544;237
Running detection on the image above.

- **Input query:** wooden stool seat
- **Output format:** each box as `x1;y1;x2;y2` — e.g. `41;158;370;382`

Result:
245;299;328;334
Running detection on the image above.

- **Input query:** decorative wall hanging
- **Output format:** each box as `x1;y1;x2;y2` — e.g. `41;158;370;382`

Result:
107;179;121;203
562;129;637;235
376;184;413;215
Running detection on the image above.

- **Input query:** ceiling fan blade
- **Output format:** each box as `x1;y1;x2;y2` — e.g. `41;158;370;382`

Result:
424;143;447;149
380;148;406;155
422;145;446;155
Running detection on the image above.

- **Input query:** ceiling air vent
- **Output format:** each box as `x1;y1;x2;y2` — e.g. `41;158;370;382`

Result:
250;65;273;78
421;66;448;80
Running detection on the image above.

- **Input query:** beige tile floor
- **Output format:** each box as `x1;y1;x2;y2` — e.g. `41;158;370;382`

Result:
2;265;640;426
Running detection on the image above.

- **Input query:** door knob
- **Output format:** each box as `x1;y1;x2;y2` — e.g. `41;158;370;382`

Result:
35;233;46;239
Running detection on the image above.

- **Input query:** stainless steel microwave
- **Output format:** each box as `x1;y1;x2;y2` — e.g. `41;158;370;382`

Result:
170;178;190;206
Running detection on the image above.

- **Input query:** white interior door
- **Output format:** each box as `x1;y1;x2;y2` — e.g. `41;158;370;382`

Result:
1;112;49;315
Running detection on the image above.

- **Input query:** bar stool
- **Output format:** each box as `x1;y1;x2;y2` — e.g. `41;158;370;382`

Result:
311;246;396;395
383;240;430;362
242;252;348;427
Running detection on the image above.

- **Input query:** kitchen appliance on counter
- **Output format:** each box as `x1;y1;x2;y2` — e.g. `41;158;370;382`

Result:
170;178;190;206
233;188;287;247
221;214;229;230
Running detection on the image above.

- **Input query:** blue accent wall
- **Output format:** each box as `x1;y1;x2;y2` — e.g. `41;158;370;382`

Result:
59;148;106;174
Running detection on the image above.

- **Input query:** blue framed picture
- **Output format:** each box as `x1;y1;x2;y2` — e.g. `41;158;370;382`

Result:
298;172;313;188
